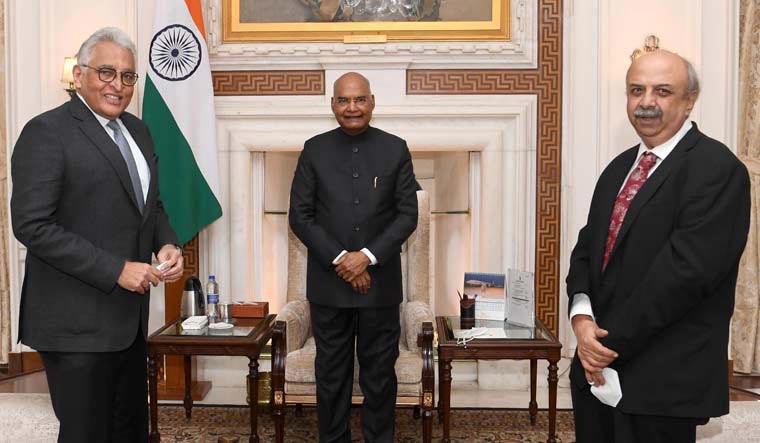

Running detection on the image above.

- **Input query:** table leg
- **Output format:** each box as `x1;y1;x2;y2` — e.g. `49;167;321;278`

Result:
148;354;160;443
248;358;259;443
529;359;538;425
547;358;559;443
183;355;192;419
440;358;452;443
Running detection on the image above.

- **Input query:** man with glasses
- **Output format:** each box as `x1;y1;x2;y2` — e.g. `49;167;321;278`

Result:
10;27;182;443
289;72;419;442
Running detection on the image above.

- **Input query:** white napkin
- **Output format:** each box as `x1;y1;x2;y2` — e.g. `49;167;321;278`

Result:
590;367;623;407
181;315;208;330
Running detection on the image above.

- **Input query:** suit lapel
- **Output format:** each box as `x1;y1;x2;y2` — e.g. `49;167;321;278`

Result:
69;97;144;215
592;148;639;275
609;125;702;261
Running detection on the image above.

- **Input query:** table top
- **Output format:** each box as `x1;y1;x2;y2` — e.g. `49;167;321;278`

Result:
436;316;560;349
148;314;277;346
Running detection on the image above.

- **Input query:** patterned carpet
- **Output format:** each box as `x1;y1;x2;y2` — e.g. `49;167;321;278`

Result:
157;405;576;442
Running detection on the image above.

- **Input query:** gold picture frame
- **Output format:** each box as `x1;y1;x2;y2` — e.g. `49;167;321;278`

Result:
223;0;510;43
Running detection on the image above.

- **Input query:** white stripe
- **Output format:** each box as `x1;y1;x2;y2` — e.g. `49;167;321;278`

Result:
149;0;220;197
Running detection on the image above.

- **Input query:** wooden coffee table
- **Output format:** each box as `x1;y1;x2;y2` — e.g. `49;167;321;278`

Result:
147;315;277;443
436;316;562;443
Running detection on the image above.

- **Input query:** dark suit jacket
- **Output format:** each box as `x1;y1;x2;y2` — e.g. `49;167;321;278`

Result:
289;127;418;308
11;96;178;353
566;123;750;418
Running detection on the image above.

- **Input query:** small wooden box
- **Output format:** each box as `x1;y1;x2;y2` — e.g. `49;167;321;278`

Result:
230;301;269;318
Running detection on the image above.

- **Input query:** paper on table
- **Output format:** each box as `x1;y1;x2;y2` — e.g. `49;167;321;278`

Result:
590;367;623;407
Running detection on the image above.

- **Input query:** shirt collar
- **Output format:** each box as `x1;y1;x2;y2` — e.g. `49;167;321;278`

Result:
635;119;693;162
76;92;119;129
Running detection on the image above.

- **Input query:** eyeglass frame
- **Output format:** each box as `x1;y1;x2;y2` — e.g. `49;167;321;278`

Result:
79;63;139;86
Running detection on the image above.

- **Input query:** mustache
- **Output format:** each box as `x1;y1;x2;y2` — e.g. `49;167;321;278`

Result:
633;107;662;118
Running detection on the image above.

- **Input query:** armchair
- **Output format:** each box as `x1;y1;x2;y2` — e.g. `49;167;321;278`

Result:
271;190;435;442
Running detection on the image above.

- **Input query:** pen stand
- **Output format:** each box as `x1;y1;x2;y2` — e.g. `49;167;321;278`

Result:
460;298;476;329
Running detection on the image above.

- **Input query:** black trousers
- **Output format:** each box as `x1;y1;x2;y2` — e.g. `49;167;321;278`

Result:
571;379;699;443
310;302;401;443
39;327;148;443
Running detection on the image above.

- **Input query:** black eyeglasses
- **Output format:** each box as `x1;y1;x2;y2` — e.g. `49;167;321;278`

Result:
80;64;139;86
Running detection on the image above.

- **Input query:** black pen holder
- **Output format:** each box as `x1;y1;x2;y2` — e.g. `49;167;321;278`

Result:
460;299;476;329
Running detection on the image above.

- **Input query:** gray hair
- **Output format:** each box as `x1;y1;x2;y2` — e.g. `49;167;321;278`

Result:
684;58;700;97
76;27;137;66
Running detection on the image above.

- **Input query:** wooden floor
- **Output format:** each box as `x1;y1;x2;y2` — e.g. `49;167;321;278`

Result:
1;369;759;401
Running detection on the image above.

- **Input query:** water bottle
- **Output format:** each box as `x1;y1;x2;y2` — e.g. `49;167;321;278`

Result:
206;275;219;324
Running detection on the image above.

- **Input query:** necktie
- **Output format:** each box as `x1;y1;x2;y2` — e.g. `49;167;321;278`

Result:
107;120;145;214
602;152;657;270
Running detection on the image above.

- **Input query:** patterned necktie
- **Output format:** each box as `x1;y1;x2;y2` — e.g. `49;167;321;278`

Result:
602;152;657;270
107;120;145;214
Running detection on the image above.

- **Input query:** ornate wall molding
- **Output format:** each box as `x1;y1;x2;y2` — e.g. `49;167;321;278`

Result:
212;71;325;96
205;0;537;70
407;0;562;334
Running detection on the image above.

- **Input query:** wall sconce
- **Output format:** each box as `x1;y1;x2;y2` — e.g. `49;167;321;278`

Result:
630;35;660;61
61;56;77;96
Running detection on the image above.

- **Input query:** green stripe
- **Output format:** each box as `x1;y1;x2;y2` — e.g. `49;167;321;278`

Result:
143;76;222;245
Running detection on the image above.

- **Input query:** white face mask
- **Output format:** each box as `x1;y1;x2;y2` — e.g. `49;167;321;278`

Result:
455;327;487;346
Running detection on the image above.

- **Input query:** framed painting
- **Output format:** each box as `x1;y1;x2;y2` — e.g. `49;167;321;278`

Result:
222;0;510;43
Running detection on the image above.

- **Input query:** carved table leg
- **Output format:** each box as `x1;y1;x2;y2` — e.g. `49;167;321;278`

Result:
440;358;452;443
547;358;559;443
148;354;160;443
248;358;259;443
183;355;192;419
529;359;538;425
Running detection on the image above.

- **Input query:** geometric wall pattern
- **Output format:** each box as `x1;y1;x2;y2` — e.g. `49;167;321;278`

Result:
212;71;325;96
407;0;563;335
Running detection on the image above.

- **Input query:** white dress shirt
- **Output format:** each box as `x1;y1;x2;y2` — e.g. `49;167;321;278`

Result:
570;119;694;320
77;93;150;203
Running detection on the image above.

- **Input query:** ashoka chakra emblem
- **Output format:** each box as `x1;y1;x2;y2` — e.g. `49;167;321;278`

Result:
149;24;201;81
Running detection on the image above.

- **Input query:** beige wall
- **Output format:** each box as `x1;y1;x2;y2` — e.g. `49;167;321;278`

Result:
0;0;8;365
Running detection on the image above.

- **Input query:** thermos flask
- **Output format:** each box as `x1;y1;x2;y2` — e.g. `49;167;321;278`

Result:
180;276;206;320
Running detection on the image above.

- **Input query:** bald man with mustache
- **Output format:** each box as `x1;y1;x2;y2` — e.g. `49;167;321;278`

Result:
566;50;750;443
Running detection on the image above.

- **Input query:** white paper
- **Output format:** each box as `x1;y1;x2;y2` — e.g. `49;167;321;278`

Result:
505;269;535;327
590;367;623;407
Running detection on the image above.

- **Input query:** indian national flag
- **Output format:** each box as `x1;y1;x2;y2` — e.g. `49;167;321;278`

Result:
143;0;222;245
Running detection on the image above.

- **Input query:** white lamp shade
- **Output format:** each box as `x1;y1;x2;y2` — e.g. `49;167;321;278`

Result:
61;56;77;85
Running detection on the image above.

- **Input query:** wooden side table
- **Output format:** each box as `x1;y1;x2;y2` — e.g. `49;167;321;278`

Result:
436;316;562;443
147;315;277;443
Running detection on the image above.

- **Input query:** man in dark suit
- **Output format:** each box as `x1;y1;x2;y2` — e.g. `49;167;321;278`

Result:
289;72;418;443
566;49;750;443
10;28;183;443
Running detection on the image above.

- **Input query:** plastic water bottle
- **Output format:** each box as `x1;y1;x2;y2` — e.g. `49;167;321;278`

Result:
206;275;219;324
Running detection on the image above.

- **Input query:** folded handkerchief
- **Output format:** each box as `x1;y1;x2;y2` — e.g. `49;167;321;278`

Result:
590;367;623;407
